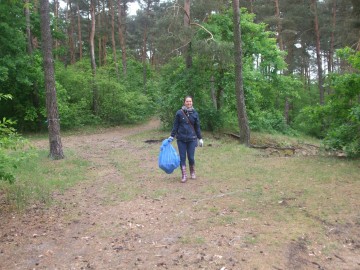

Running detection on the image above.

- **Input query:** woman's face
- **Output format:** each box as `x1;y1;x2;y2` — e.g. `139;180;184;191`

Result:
184;97;193;108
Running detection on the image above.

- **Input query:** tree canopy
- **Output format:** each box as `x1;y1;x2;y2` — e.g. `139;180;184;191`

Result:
0;0;359;156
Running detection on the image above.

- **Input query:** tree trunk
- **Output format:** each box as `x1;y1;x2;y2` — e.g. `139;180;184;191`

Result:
142;22;148;92
274;0;283;51
117;0;127;76
311;0;324;105
351;0;360;50
210;75;217;110
25;0;33;54
232;0;250;146
90;0;98;114
109;0;119;80
329;0;336;73
184;0;192;68
39;0;64;160
77;4;82;60
274;0;290;124
67;0;76;64
98;1;102;66
25;0;42;130
102;0;107;66
53;0;59;58
98;38;102;66
249;0;254;14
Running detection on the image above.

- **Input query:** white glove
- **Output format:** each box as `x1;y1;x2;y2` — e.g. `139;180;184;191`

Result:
198;139;203;147
168;136;174;142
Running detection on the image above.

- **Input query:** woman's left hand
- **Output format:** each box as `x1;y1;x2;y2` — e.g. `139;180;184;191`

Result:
199;139;204;147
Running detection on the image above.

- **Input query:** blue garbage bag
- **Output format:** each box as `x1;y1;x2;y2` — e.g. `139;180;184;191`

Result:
158;139;180;174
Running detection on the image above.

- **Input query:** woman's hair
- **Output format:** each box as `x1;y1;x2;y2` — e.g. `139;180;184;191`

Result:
183;96;193;103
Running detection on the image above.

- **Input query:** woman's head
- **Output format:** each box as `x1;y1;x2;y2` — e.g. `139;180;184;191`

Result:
183;96;193;109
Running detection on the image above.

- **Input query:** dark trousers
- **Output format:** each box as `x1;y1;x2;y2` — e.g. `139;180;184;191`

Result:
177;140;197;167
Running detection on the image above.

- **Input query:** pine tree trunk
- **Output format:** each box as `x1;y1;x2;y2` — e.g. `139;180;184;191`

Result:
274;0;290;124
117;0;127;76
39;0;64;160
90;0;98;114
329;0;336;73
109;0;119;80
351;0;360;50
142;22;147;92
26;0;42;129
274;0;283;50
98;1;102;66
54;0;59;58
102;0;107;66
184;0;192;68
311;0;324;105
232;0;250;146
77;4;82;60
249;0;254;14
210;75;217;110
25;0;33;54
67;0;76;64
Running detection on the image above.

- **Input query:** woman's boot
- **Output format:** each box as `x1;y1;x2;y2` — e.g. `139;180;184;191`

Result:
190;165;196;179
181;166;187;183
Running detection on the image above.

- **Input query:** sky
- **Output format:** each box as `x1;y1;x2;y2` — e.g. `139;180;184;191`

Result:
58;0;140;16
128;2;140;16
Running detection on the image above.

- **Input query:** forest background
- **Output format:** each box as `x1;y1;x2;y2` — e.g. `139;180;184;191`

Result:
0;0;360;184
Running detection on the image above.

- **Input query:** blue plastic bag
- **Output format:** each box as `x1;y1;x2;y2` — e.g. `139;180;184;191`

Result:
158;139;180;174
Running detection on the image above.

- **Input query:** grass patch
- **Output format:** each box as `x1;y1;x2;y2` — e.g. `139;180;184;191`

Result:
3;122;358;265
179;235;206;245
0;149;89;211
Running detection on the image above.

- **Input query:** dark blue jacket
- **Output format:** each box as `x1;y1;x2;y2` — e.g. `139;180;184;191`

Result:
171;109;202;141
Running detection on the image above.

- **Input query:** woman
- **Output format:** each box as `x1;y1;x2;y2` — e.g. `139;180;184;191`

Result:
168;96;203;183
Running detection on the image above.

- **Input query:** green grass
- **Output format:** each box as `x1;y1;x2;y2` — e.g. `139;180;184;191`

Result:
1;124;359;264
0;149;89;211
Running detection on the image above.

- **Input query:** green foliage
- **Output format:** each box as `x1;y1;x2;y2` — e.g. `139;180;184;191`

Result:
55;57;155;128
0;1;46;131
158;8;298;134
323;115;360;157
321;49;360;157
248;110;295;135
0;117;32;184
294;48;360;157
293;105;326;138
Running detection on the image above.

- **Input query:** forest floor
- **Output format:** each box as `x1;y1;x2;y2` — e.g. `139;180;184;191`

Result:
0;119;359;270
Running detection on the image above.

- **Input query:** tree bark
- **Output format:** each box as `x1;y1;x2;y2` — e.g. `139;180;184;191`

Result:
274;0;291;124
232;0;250;146
210;75;217;110
274;0;283;51
25;0;33;55
77;4;83;60
39;0;64;160
67;0;76;64
53;0;59;57
109;0;119;80
102;0;107;65
311;0;324;105
98;0;102;66
329;0;336;73
142;21;148;92
184;0;192;68
117;0;127;76
90;0;98;114
350;0;360;50
25;0;42;130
